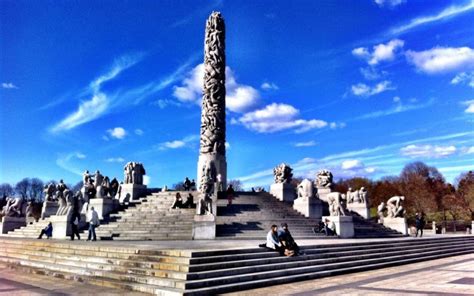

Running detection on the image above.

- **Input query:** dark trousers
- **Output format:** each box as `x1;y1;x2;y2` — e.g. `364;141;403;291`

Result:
88;224;97;241
38;229;51;239
70;224;80;240
416;227;423;237
324;225;335;236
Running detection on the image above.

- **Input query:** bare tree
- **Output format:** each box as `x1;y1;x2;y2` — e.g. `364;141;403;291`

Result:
228;179;243;191
71;181;83;193
30;178;44;201
15;178;31;199
0;183;14;199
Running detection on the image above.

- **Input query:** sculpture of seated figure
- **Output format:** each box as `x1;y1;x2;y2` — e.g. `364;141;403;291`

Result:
386;196;406;218
43;183;57;202
377;202;386;222
358;187;367;204
297;179;314;200
197;192;213;215
1;197;13;217
6;197;24;217
326;192;347;216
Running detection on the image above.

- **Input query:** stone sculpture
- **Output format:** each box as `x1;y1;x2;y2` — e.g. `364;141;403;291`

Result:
273;163;293;184
56;189;74;216
109;178;119;198
386;195;406;218
83;170;91;185
57;179;68;193
326;192;347;216
197;11;227;190
43;183;57;201
197;160;216;215
297;179;314;201
358;187;367;204
94;171;104;189
316;170;333;188
124;162;146;185
377;202;386;222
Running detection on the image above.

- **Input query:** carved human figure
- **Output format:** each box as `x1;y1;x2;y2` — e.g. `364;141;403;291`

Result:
197;160;216;215
316;170;333;188
56;189;74;216
83;170;90;185
297;179;314;201
94;171;104;189
25;201;34;218
273;163;293;184
56;190;67;215
57;179;68;193
109;178;119;198
346;188;354;203
358;187;368;204
377;202;386;222
326;192;347;216
386;196;406;218
44;183;57;202
124;162;133;184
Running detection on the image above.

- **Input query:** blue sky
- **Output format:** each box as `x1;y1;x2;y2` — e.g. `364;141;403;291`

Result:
1;0;473;189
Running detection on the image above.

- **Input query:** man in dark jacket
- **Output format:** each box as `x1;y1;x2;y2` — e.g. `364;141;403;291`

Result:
278;223;301;256
415;212;425;237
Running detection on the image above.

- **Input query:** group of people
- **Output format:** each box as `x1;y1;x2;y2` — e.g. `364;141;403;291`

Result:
38;207;100;241
183;177;196;191
170;192;195;209
313;218;337;237
262;223;302;257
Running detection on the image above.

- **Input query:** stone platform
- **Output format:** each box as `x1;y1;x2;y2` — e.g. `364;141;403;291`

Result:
0;235;472;295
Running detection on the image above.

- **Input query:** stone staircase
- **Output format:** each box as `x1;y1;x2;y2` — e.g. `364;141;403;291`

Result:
91;191;196;240
5;218;51;238
216;192;405;239
0;236;472;295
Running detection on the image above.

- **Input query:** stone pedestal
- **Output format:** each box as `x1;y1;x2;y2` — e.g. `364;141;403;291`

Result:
0;216;26;234
316;187;332;203
322;216;354;238
383;217;408;235
41;201;59;219
89;198;119;220
347;202;370;219
270;183;295;202
50;214;87;239
197;154;227;191
120;184;147;203
192;214;216;240
293;197;323;219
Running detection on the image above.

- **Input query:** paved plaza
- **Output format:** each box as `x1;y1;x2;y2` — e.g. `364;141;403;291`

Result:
0;237;472;295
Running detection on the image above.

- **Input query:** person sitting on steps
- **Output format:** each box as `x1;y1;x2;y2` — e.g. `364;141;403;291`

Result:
278;223;301;256
323;218;337;236
37;222;53;239
259;224;284;255
170;192;183;209
182;193;194;208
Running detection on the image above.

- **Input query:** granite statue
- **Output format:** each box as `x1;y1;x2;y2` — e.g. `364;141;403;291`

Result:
386;195;406;218
296;179;314;200
273;163;293;184
316;169;333;188
326;192;347;216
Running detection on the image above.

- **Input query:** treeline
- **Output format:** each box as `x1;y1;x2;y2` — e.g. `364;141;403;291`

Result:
0;178;83;202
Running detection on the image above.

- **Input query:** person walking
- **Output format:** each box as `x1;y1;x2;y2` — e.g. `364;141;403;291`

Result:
226;184;235;206
87;207;99;241
70;212;81;241
415;212;425;237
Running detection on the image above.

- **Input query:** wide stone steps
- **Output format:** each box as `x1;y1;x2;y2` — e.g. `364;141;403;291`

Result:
89;191;197;240
0;237;472;295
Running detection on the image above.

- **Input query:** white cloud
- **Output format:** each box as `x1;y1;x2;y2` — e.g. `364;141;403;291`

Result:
105;157;125;163
50;54;142;133
76;153;86;159
462;100;474;113
356;98;434;120
225;142;230;150
237;103;327;133
55;152;87;176
406;47;474;74
374;0;405;7
157;135;199;150
351;80;395;97
341;159;363;170
143;175;150;186
152;99;182;109
390;2;474;35
135;129;144;136
1;82;18;89
360;67;387;80
353;39;404;66
451;72;474;88
172;63;259;113
294;141;317;147
461;146;474;154
400;144;457;158
107;127;127;139
330;122;346;129
261;82;279;90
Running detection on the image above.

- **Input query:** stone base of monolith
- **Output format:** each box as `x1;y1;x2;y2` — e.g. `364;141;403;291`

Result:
347;203;370;219
270;183;295;202
41;201;59;219
89;198;119;220
316;187;332;203
383;217;408;235
192;214;216;240
50;214;87;239
322;216;355;238
120;184;147;203
197;154;227;191
0;217;26;234
293;198;323;219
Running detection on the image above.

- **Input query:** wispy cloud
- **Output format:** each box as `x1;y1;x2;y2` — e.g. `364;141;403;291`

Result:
294;141;317;147
462;100;474;113
105;157;125;163
351;80;396;97
374;0;405;8
1;82;18;89
352;39;404;66
134;129;144;136
400;144;457;158
50;54;143;133
56;152;87;176
389;1;474;35
157;135;199;151
451;72;474;88
261;82;279;91
356;97;434;120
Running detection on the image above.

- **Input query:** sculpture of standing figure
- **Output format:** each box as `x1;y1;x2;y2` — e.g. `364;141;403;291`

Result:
44;183;57;201
94;170;104;189
297;179;314;201
197;160;216;215
377;202;386;222
326;192;347;216
358;187;368;204
83;170;90;185
386;196;406;218
124;163;133;184
57;179;68;193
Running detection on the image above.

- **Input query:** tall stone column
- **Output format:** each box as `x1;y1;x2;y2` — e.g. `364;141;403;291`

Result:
197;11;227;191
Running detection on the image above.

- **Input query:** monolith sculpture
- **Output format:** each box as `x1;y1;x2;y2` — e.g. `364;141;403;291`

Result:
197;11;227;191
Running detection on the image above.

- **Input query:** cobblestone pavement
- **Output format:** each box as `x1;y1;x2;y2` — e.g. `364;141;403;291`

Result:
222;253;474;296
0;253;472;295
